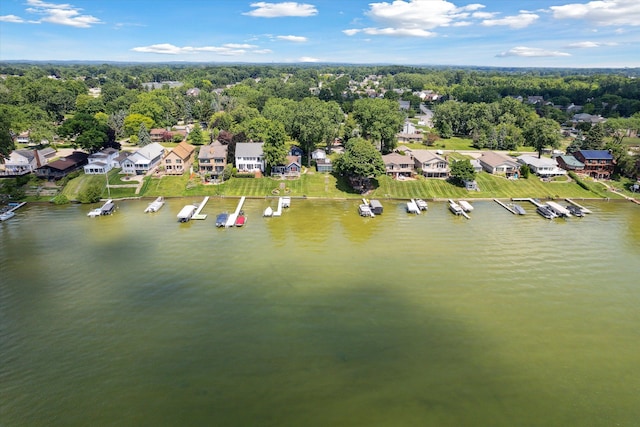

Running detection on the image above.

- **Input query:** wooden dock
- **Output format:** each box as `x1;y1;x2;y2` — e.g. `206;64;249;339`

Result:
192;196;209;220
512;197;543;208
494;199;517;214
565;198;592;214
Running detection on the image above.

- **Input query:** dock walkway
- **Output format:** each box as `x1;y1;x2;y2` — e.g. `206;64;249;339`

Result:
565;199;592;214
192;196;209;220
512;198;543;208
225;196;246;227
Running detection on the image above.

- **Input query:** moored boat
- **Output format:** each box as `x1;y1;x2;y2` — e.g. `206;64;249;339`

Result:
415;199;428;210
566;205;584;217
510;203;526;215
235;212;246;227
0;210;16;221
263;206;273;217
448;200;464;215
144;196;165;213
536;205;557;219
215;212;229;227
458;200;474;212
177;204;197;222
358;203;374;217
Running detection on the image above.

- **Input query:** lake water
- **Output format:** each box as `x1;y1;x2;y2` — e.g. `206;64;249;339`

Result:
1;198;639;426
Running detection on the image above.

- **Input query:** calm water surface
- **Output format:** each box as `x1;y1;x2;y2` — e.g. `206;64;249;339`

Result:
1;198;639;426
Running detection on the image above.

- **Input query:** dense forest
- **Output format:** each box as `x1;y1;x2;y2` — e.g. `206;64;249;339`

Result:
1;63;639;177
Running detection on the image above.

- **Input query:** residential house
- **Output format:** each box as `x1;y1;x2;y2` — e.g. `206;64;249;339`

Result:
0;149;47;176
556;155;585;172
15;131;30;145
471;159;483;173
396;133;423;144
478;151;520;178
150;128;167;142
311;149;326;160
163;141;195;175
271;155;302;177
516;155;567;177
121;142;166;175
198;141;228;177
382;153;414;179
570;113;606;125
36;151;88;180
235;142;265;174
289;146;304;158
84;148;119;175
411;150;450;178
573;149;614;179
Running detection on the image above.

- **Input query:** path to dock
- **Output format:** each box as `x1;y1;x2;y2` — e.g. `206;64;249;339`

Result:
494;199;517;214
225;196;246;227
5;201;27;214
512;197;543;208
565;199;592;214
192;196;209;220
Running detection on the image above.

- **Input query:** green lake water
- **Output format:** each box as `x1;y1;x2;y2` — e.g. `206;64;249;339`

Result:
1;198;639;426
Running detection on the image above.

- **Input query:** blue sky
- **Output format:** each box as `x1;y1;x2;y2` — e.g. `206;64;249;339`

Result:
1;0;639;67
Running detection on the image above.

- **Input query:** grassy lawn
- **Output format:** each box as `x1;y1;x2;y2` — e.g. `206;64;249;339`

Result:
59;167;623;202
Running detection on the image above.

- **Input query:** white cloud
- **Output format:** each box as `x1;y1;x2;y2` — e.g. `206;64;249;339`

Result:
224;43;258;49
551;0;640;26
299;56;320;62
366;0;466;29
497;46;571;57
565;41;618;48
0;15;26;23
344;27;436;37
276;35;308;42
25;0;101;28
252;49;273;54
482;13;539;29
472;11;497;19
132;43;250;56
243;2;318;18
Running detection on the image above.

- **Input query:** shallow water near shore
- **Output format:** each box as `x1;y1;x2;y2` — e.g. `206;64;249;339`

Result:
2;198;640;426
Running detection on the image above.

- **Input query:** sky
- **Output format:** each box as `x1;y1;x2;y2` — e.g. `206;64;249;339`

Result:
1;0;639;68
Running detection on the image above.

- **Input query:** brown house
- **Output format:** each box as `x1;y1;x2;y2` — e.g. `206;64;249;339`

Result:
35;151;88;180
198;141;228;177
573;150;614;179
163;141;195;175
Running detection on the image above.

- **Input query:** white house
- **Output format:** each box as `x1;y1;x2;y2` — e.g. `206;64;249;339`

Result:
235;142;265;173
311;149;326;160
83;147;120;175
121;142;165;175
0;149;46;176
516;155;567;177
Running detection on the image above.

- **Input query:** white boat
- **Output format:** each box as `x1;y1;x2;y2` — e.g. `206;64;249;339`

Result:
358;204;374;217
458;200;474;212
509;203;526;215
0;211;16;221
144;197;165;213
263;206;273;217
281;197;291;208
415;199;428;210
87;208;102;217
177;204;197;222
406;199;420;214
448;200;464;215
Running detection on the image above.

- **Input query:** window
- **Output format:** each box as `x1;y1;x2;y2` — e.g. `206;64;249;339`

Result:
166;159;172;164
176;159;182;164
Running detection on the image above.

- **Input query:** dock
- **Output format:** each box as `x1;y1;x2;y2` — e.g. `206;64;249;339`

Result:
565;199;592;214
406;199;420;214
225;196;246;227
0;201;26;221
512;197;543;208
494;199;517;214
192;196;209;220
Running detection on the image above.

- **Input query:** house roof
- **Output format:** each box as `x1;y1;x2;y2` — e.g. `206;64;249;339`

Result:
516;154;557;168
558;155;585;168
42;152;88;171
479;151;519;168
235;142;264;158
411;150;445;164
198;142;227;160
285;155;300;166
382;152;412;165
170;141;195;160
578;150;613;160
131;142;165;161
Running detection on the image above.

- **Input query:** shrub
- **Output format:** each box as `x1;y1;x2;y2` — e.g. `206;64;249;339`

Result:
78;183;102;204
51;194;70;205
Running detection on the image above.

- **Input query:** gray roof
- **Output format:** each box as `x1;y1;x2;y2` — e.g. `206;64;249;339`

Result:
235;142;264;158
198;142;227;160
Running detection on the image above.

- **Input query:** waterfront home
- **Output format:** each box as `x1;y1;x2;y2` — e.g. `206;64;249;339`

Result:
235;142;265;175
198;141;227;178
382;153;414;179
15;131;31;145
83;147;119;175
478;151;520;178
121;142;166;175
36;151;88;180
163;141;195;175
311;149;326;160
271;155;302;178
0;149;47;176
573;150;614;179
516;155;567;177
289;146;304;158
411;150;450;178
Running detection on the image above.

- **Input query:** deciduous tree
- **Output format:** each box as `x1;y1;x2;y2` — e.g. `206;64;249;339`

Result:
523;118;561;158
